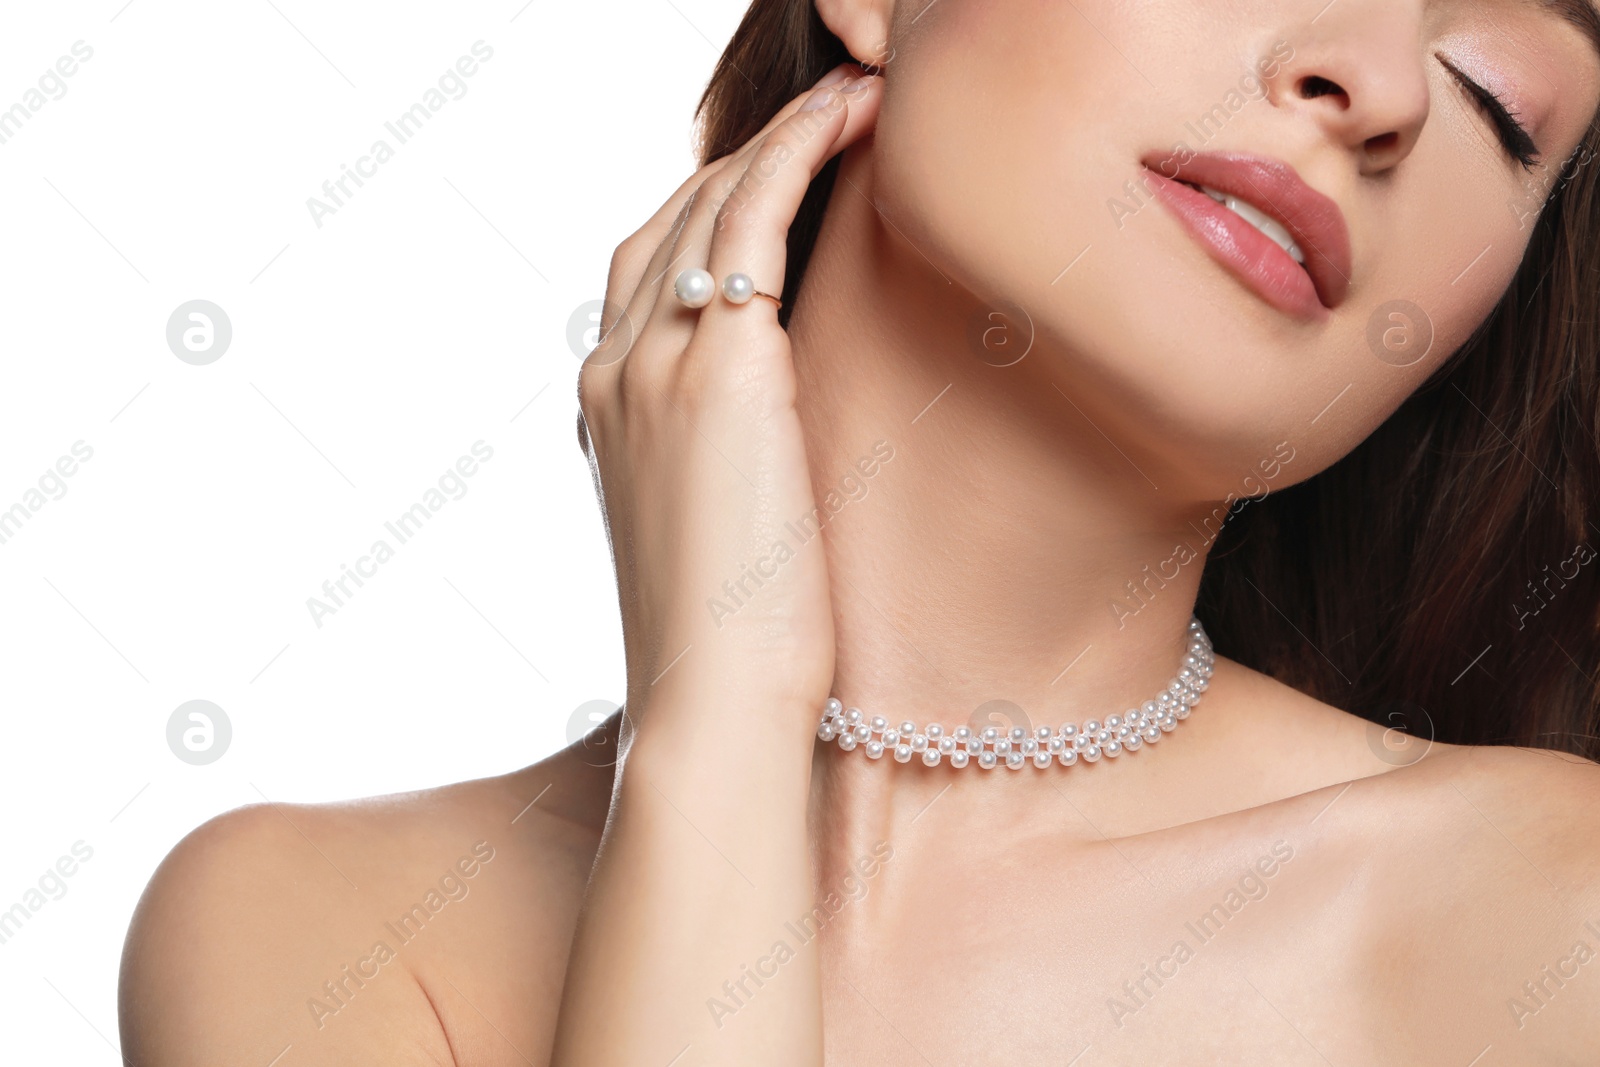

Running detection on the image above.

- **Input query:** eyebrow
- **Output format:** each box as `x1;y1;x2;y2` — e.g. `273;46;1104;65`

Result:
1536;0;1600;62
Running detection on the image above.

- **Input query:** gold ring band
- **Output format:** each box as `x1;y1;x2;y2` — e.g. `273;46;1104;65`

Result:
751;290;783;310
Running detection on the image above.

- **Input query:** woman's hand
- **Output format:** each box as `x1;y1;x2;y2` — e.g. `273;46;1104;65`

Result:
579;64;881;757
551;65;883;1067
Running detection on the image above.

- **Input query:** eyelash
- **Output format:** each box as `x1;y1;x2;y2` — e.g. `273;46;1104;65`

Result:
1440;57;1540;170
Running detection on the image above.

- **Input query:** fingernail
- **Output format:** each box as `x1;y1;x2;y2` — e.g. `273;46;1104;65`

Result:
816;65;855;88
801;86;840;111
841;74;876;95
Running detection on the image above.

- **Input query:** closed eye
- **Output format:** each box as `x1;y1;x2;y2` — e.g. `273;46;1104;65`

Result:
1438;55;1541;170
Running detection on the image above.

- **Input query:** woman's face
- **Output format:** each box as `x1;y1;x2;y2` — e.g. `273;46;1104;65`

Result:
871;0;1600;495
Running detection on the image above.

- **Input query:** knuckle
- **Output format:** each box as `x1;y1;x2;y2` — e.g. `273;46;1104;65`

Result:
607;238;645;293
616;341;668;405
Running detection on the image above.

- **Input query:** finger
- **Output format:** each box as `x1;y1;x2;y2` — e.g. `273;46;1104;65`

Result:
602;63;866;338
596;167;718;357
699;75;882;322
648;74;882;346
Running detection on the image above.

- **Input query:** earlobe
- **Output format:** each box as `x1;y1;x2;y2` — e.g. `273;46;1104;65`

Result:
813;0;895;73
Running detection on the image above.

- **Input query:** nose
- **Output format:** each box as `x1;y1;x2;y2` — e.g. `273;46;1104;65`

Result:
1268;5;1432;174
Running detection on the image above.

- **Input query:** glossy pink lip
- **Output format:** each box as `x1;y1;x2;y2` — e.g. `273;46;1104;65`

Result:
1141;152;1352;320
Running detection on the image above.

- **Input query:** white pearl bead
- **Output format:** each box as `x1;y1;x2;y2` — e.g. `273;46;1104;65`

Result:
721;271;756;304
812;615;1211;776
673;268;715;307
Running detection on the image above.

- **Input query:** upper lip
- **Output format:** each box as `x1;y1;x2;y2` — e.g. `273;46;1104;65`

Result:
1143;151;1352;309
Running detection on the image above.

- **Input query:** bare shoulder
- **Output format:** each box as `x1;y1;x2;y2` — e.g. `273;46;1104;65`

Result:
1412;740;1600;889
1333;740;1600;1055
118;723;618;1066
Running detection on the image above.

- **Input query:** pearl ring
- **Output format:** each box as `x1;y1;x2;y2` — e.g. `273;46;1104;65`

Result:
672;268;782;310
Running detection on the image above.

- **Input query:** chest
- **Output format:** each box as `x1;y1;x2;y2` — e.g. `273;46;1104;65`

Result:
810;832;1520;1065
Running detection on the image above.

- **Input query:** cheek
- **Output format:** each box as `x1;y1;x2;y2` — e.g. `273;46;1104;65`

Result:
874;0;1136;300
1312;132;1532;466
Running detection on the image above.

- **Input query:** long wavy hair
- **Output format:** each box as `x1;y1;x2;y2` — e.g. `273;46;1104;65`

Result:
694;2;1600;758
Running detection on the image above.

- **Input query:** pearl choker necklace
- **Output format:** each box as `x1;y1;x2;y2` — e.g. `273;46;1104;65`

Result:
816;616;1214;770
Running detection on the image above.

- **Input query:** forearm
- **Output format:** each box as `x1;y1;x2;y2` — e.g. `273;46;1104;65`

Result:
550;694;823;1066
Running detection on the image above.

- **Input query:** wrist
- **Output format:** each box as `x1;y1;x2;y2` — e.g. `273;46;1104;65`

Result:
621;695;820;788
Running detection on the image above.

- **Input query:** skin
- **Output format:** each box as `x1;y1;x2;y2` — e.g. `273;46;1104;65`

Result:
120;0;1600;1064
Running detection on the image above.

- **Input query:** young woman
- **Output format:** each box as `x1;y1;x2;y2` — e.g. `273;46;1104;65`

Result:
120;0;1600;1063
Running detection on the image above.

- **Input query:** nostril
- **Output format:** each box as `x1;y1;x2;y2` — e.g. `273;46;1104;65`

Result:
1298;75;1348;102
1364;131;1400;157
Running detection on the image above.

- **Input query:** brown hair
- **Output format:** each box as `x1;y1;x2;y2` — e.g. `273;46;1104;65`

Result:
694;3;1600;757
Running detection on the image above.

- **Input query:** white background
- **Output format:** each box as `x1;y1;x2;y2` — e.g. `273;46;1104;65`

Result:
0;1;739;1059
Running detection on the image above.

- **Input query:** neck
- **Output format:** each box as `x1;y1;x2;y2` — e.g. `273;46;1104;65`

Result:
785;146;1278;877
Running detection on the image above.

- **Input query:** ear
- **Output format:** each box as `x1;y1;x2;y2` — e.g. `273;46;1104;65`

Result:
814;0;895;71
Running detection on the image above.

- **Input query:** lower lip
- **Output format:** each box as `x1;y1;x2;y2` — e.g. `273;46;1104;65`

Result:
1145;170;1326;322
